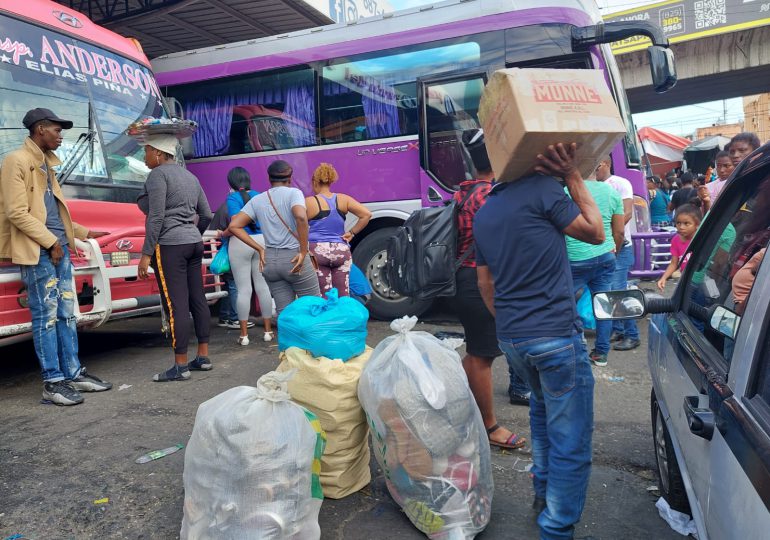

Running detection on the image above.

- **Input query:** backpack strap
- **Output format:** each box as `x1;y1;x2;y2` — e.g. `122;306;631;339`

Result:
454;182;488;268
457;181;483;210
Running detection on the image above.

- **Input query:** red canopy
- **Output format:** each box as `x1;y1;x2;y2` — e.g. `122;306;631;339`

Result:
637;127;691;177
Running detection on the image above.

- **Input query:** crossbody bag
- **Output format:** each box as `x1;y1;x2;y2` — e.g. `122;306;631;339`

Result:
267;190;319;271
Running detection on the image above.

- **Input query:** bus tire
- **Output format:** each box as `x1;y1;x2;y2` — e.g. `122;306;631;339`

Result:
352;227;433;320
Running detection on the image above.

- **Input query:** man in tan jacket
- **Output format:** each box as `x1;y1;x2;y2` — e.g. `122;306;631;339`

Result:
0;108;112;406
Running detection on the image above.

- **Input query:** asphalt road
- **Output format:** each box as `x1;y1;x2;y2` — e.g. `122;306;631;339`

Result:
0;305;683;540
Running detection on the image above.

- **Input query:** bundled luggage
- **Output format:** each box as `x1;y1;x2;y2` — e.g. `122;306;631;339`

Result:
180;371;326;540
278;346;372;499
358;317;493;539
278;288;368;361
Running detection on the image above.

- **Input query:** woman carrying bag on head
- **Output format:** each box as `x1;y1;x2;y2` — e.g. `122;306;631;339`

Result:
135;129;217;382
225;166;274;345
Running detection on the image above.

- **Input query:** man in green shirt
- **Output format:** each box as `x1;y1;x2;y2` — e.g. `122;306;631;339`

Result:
565;175;625;366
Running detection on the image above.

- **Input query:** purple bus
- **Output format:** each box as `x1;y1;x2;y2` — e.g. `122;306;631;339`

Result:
152;0;676;319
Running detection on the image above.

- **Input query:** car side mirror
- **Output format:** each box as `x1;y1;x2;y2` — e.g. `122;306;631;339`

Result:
648;45;677;93
593;289;646;320
708;305;741;340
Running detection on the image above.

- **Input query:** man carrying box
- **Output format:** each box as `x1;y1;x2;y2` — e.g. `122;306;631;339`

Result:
474;143;603;539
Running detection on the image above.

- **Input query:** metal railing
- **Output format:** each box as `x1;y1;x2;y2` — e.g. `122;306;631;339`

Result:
0;231;226;343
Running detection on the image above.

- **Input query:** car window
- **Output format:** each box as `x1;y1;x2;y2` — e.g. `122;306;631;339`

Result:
752;316;770;406
680;173;770;364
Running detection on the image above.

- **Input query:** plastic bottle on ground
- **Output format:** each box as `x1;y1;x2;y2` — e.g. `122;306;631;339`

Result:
135;443;184;464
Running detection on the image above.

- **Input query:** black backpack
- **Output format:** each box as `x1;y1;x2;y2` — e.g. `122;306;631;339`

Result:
386;185;480;300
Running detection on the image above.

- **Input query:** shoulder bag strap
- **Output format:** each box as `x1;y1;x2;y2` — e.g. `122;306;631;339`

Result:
267;190;299;241
457;181;482;209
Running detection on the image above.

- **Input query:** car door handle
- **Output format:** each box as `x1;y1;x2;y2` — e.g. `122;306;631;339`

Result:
427;186;443;203
684;395;715;440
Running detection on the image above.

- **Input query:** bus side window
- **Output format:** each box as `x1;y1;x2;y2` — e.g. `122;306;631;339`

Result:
320;42;481;145
166;68;316;158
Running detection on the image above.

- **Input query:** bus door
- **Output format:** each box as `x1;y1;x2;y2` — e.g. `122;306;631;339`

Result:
417;70;489;205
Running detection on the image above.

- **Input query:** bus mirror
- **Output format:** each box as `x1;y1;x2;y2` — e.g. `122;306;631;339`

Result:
648;46;677;93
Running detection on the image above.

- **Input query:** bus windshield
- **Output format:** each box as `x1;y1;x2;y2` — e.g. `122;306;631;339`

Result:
0;13;166;202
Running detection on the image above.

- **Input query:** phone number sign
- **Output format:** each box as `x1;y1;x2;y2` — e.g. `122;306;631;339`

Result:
605;0;770;54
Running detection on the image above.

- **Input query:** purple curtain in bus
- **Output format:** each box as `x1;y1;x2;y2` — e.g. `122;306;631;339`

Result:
184;83;314;157
283;84;316;146
324;79;400;137
361;80;400;138
185;94;236;157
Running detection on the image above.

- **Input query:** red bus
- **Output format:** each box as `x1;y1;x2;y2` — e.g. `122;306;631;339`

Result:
0;0;224;344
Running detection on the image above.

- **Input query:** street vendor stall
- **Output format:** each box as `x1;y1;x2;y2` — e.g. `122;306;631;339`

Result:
637;127;690;177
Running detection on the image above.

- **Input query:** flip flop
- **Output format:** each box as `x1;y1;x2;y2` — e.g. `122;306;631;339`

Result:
486;424;527;450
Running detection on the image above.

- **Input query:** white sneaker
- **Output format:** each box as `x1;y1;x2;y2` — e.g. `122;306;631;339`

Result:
263;331;274;342
238;335;250;346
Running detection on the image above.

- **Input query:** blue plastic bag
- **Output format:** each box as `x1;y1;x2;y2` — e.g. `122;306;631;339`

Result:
576;286;596;331
278;288;369;361
210;242;230;275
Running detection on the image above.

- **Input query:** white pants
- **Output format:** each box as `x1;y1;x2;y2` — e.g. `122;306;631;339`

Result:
228;234;273;322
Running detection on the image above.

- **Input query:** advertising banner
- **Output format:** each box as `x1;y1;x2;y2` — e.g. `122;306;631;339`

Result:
304;0;393;23
604;0;770;54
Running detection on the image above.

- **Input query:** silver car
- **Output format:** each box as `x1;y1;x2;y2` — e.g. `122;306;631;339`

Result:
594;144;770;539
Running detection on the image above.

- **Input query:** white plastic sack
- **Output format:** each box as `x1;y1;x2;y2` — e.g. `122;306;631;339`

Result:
181;371;326;540
358;317;493;539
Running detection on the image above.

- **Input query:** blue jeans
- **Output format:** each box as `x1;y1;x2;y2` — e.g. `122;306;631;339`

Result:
20;249;82;383
499;333;594;540
611;245;639;341
508;362;531;398
218;273;238;321
570;252;616;355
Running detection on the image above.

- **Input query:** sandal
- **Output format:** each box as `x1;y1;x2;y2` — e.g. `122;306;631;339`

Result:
486;424;527;450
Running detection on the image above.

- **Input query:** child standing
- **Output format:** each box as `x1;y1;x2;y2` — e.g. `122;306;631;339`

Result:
657;203;702;291
698;150;735;212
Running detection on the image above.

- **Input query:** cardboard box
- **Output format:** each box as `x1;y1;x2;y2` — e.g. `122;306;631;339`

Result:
478;68;626;182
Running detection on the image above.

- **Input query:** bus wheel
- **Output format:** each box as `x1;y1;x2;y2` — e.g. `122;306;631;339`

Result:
352;227;433;321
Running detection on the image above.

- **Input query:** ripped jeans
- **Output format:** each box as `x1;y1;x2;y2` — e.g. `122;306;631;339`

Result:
21;248;82;383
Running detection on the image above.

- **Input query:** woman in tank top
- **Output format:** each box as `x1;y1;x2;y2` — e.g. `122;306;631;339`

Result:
306;163;371;296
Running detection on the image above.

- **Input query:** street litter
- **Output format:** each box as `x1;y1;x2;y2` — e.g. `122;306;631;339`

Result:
3;534;26;540
656;497;699;538
118;384;132;391
433;331;465;341
135;444;184;464
93;498;109;505
647;485;660;492
180;371;325;539
512;457;533;473
278;346;372;499
359;316;493;539
608;377;625;382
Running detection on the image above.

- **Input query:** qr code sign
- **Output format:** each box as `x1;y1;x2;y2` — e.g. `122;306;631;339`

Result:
694;0;727;29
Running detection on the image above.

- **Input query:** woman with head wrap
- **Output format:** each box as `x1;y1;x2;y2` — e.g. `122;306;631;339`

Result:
136;133;222;382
